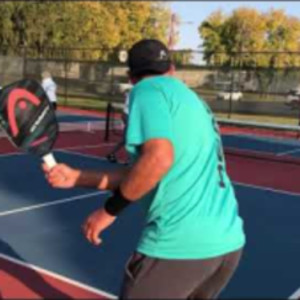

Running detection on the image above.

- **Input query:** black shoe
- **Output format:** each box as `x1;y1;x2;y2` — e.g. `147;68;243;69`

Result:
106;153;117;163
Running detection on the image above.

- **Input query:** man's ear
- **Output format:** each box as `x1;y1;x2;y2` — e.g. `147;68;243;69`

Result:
129;77;139;85
128;71;139;85
168;64;176;75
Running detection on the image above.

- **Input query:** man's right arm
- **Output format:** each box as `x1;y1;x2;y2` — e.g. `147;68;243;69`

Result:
77;167;129;190
43;163;129;191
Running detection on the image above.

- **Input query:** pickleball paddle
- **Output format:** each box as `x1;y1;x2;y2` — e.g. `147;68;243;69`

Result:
0;79;58;168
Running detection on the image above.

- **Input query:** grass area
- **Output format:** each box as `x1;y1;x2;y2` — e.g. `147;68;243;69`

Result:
59;86;287;110
216;112;299;126
194;88;286;102
58;95;299;126
58;96;108;111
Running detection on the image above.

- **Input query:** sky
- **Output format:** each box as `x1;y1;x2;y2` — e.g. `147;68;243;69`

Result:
169;1;300;50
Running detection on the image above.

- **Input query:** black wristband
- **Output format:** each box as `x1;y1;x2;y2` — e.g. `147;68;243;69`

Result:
104;187;132;216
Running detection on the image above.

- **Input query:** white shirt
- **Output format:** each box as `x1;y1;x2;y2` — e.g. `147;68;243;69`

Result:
123;93;130;115
42;78;57;103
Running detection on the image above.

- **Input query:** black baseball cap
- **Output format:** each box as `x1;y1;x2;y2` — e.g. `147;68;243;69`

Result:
128;39;172;77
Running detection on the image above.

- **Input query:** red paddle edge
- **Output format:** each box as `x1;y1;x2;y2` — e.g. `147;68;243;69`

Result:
7;88;41;137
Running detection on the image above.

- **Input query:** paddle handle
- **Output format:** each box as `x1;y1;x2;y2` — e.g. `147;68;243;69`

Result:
42;153;57;169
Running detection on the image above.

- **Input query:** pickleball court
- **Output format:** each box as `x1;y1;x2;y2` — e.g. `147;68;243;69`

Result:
0;106;300;299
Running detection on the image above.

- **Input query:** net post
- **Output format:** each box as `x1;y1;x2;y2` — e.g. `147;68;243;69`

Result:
297;100;300;139
228;54;235;119
63;47;68;106
104;102;112;142
22;46;27;78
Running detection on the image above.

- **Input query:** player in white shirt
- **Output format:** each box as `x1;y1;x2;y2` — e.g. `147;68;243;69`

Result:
41;71;58;110
106;90;130;163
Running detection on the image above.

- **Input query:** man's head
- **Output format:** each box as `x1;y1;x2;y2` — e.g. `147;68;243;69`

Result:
127;39;174;82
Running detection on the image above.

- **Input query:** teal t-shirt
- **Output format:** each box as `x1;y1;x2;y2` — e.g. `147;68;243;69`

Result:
126;75;245;259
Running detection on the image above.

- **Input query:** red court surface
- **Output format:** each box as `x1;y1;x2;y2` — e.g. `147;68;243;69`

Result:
0;255;113;299
58;106;107;118
226;153;300;194
70;144;300;195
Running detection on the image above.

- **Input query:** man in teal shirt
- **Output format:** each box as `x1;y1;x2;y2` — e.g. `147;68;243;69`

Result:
43;39;245;299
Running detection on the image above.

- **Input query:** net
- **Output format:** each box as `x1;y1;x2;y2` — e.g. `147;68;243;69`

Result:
0;118;108;155
0;120;105;137
104;101;300;164
104;102;125;141
59;120;105;132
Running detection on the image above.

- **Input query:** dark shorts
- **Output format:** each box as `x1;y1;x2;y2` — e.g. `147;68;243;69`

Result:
120;249;243;299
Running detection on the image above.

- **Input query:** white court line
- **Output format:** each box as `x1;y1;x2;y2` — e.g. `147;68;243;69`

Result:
59;142;116;151
0;148;299;299
225;146;274;156
58;149;109;161
0;142;117;159
0;151;24;158
0;253;117;299
59;149;128;165
276;148;300;157
2;148;298;218
234;182;300;197
61;151;300;195
289;287;300;299
0;191;108;217
61;148;300;197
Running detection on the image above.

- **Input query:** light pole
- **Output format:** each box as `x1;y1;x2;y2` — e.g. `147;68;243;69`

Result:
168;13;178;50
168;13;193;50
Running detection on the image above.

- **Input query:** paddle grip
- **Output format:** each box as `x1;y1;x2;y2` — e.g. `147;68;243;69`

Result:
42;153;57;169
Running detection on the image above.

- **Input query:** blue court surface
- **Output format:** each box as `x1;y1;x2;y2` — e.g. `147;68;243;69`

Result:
56;114;105;123
222;134;300;159
0;148;299;298
56;110;300;160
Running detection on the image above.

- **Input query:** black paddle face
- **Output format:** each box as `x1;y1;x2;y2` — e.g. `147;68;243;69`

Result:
0;79;58;157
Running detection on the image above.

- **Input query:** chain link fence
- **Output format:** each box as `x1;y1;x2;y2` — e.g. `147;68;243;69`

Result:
1;47;300;125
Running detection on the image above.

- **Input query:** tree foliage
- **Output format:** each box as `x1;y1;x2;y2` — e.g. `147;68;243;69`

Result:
199;7;300;68
199;10;228;66
0;1;172;60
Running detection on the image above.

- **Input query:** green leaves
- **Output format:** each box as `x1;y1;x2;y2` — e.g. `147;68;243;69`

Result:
0;1;171;60
199;7;300;68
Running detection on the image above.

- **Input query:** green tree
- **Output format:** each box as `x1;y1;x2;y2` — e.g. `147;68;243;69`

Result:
222;8;266;67
264;9;300;67
0;1;172;60
199;10;229;66
199;7;300;95
199;7;300;67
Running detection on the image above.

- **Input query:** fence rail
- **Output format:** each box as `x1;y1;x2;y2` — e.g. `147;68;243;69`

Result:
1;47;300;125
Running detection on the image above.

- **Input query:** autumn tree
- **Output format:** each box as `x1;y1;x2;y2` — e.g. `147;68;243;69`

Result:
0;1;172;60
199;10;229;66
199;7;300;94
199;7;300;67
